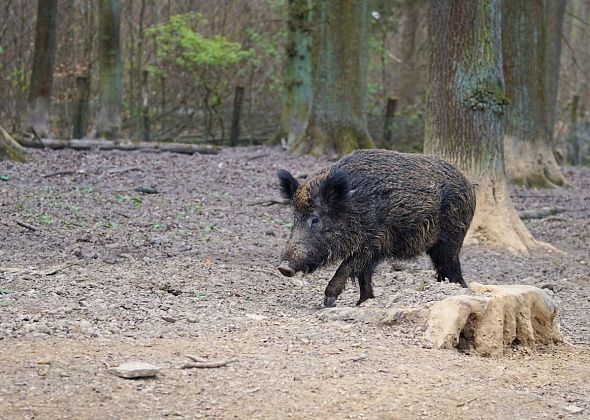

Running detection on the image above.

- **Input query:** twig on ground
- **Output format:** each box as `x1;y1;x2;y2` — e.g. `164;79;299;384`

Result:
182;358;237;369
456;397;478;407
15;219;39;232
246;153;269;161
43;169;86;178
44;262;78;276
186;355;209;363
343;353;368;363
247;198;288;207
107;166;143;175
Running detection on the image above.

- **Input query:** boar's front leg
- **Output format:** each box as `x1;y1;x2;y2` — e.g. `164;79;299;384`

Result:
323;257;356;308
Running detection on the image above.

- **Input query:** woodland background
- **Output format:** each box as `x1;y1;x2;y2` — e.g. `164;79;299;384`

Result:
0;0;587;161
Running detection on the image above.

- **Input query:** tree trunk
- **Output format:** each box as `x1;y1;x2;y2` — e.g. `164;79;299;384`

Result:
570;94;580;165
544;0;567;144
230;86;245;147
272;0;312;147
425;0;544;254
397;0;421;109
502;0;567;188
383;97;397;146
72;76;90;139
94;0;122;140
291;0;374;157
141;70;150;142
26;0;58;138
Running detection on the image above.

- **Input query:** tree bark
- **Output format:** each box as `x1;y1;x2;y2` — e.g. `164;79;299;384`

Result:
141;70;150;142
502;0;567;188
291;0;374;157
570;94;580;165
230;86;245;147
383;97;397;146
425;0;545;254
397;0;421;109
94;0;122;140
72;76;90;139
26;0;58;138
272;0;312;147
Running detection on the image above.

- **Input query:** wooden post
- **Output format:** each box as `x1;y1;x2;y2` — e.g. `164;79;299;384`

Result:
571;95;580;165
383;97;397;147
72;76;89;139
141;70;150;142
230;86;245;147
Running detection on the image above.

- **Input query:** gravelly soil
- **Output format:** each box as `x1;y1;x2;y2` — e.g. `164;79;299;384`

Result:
1;146;589;419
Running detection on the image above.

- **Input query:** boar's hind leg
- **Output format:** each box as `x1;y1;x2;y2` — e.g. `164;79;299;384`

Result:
323;257;357;307
357;262;377;306
428;241;467;288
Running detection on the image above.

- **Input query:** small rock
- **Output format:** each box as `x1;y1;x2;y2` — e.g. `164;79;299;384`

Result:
110;362;159;379
162;316;177;323
135;186;158;194
245;313;267;321
563;405;584;415
24;323;51;335
290;278;306;287
265;230;275;236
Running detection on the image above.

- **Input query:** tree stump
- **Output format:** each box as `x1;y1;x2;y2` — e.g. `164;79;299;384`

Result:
424;282;563;356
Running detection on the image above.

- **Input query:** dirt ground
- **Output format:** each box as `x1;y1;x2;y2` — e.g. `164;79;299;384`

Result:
1;146;589;419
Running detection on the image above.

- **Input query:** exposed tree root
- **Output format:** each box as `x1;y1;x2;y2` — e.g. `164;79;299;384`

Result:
504;135;571;188
465;178;555;254
0;125;28;162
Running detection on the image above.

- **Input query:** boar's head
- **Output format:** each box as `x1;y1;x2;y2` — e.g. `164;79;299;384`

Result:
276;169;350;277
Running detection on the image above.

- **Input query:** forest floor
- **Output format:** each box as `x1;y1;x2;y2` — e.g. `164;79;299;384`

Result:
1;146;589;419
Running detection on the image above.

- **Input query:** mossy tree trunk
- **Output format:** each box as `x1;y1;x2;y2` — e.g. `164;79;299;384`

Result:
290;0;374;157
272;0;312;148
502;0;567;188
26;0;58;138
425;0;545;254
94;0;122;140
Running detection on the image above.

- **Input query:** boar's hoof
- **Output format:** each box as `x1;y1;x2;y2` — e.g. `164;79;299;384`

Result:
356;297;371;306
323;295;337;308
278;261;295;277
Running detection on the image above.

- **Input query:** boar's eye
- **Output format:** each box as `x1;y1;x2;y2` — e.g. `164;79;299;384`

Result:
308;216;320;228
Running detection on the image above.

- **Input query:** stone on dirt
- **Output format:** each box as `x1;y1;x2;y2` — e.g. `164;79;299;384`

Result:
563;405;585;415
110;362;160;379
424;282;563;356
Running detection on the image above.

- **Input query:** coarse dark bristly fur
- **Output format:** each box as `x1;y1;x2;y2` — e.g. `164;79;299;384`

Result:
277;149;476;307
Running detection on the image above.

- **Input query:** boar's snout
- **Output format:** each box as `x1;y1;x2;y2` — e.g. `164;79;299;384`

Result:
278;260;296;277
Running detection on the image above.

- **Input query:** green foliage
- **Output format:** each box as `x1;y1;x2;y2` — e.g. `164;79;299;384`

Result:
244;27;284;91
7;66;27;94
147;13;253;77
38;212;54;225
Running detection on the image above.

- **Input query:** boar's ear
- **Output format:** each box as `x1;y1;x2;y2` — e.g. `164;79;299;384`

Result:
277;169;299;201
320;170;349;210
